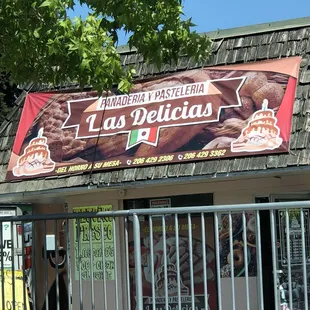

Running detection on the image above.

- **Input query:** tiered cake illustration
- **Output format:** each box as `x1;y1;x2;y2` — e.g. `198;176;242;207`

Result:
155;262;189;297
13;128;55;176
231;99;283;152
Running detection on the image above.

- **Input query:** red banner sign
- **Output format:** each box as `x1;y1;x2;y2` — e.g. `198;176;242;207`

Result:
6;57;301;180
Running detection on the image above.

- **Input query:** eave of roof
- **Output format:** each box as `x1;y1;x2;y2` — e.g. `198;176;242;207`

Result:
117;16;310;54
1;165;309;204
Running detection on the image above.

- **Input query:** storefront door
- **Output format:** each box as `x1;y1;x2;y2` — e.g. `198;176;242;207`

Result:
124;194;218;310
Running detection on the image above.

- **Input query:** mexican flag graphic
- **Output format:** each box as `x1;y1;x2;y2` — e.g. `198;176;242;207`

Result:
127;127;159;149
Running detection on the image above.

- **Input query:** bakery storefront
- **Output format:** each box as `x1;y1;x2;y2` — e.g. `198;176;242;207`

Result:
1;18;310;310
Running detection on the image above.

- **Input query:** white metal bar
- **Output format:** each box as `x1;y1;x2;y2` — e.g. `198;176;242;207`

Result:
300;208;308;310
100;220;108;310
228;212;236;310
214;213;222;310
175;214;181;310
77;219;83;310
285;209;293;310
2;201;310;221
89;220;95;310
255;211;264;310
229;212;236;310
188;213;195;310
242;212;250;310
133;214;143;310
124;217;131;310
201;213;209;310
66;219;72;310
161;215;169;310
113;217;119;310
148;216;156;310
270;210;279;310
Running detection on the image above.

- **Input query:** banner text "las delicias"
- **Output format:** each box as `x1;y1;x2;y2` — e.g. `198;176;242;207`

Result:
62;78;245;140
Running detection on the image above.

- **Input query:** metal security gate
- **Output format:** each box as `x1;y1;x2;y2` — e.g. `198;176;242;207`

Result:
0;201;309;310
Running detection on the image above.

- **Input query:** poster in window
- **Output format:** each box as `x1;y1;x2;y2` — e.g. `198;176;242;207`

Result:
73;205;114;281
218;212;257;278
128;215;218;310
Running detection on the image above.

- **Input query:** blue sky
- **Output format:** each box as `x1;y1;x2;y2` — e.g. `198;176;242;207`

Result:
68;0;310;45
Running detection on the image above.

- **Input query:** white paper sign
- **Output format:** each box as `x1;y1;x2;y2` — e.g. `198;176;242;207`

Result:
0;210;16;269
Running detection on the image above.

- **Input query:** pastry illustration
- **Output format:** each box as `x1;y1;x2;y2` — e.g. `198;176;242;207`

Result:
246;216;256;246
227;241;244;268
155;262;189;296
30;92;96;160
140;235;215;286
13;128;55;176
219;212;257;278
129;232;216;298
219;213;242;241
231;99;283;152
239;72;268;97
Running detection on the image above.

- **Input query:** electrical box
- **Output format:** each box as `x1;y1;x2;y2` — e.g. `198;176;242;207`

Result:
46;235;56;251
